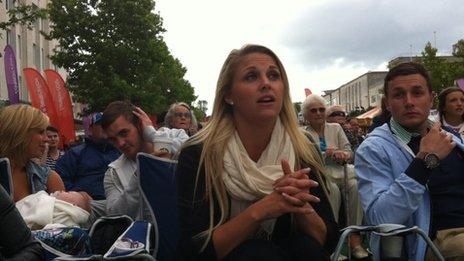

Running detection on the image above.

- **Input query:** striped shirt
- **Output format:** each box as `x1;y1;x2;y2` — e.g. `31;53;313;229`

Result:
389;118;434;145
45;150;64;170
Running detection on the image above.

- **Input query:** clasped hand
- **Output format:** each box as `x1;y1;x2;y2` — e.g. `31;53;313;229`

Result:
250;160;321;221
273;159;320;207
326;147;350;165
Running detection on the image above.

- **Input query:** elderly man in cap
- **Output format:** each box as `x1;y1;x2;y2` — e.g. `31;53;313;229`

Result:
55;112;120;200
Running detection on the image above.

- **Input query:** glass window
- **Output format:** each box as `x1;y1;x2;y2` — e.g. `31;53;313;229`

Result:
6;29;11;45
33;43;38;67
6;0;13;10
17;34;21;58
41;48;45;70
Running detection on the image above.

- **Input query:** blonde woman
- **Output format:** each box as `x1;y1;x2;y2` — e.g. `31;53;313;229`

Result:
177;45;338;260
0;105;65;202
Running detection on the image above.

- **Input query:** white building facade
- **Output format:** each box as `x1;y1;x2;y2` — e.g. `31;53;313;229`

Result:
323;71;387;113
0;0;66;104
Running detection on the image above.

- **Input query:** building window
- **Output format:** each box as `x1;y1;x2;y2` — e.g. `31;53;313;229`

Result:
17;34;21;58
33;43;39;68
34;17;41;42
6;0;14;10
19;75;28;102
6;29;16;51
41;48;45;70
6;29;11;45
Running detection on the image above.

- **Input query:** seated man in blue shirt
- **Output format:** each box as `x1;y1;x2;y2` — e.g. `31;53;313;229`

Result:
355;62;464;260
55;113;120;200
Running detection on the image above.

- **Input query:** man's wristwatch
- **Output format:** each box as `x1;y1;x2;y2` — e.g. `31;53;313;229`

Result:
423;153;440;169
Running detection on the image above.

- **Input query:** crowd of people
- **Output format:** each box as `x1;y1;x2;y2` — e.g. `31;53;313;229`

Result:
0;44;464;260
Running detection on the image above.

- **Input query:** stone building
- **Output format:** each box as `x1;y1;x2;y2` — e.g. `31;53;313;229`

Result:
322;71;387;113
0;0;67;105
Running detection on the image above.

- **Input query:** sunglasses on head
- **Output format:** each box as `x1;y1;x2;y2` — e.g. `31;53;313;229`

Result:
174;112;191;118
329;111;346;117
309;107;326;114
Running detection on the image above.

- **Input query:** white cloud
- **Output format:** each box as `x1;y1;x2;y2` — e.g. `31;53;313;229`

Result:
155;0;464;113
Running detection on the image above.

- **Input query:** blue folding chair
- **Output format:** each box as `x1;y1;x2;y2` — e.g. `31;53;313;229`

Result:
0;157;13;198
137;153;179;261
104;220;154;260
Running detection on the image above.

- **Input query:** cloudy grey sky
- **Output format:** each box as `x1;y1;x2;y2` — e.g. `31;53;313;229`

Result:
156;0;464;113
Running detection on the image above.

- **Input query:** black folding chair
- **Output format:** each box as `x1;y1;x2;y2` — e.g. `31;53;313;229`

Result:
0;158;13;197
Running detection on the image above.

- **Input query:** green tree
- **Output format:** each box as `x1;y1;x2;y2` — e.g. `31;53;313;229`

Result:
192;107;204;123
197;100;208;114
46;0;196;114
453;39;464;58
421;42;456;93
293;102;302;114
452;39;464;80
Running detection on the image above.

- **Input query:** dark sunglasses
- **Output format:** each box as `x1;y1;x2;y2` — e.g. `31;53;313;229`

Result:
174;112;191;118
329;111;346;117
309;107;326;114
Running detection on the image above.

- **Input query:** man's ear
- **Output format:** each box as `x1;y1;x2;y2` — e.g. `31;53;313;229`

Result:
384;97;391;111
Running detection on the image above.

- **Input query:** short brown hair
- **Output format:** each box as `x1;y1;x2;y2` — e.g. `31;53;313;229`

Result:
384;62;432;96
101;101;138;130
46;125;59;133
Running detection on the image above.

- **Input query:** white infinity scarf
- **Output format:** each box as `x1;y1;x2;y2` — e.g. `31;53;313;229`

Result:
222;118;296;237
222;118;296;202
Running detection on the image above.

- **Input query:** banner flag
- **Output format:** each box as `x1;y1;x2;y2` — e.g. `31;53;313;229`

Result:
304;88;312;97
23;68;59;128
44;69;76;145
457;78;464;91
4;45;20;104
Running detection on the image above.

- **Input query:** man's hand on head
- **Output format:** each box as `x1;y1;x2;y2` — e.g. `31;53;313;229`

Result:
132;107;153;129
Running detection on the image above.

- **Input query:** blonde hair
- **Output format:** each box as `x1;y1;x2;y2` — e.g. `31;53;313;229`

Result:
302;94;328;118
0;104;49;166
181;44;327;250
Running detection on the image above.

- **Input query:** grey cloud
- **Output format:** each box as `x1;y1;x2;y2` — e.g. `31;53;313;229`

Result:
284;0;464;69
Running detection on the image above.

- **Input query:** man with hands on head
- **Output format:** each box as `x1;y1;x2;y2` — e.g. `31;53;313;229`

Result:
355;62;464;260
101;101;188;222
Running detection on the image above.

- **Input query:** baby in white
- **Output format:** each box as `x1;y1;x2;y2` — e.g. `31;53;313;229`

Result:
16;190;91;230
